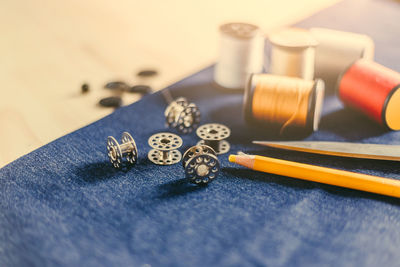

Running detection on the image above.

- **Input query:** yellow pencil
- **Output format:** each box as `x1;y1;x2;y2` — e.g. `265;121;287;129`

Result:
229;154;400;198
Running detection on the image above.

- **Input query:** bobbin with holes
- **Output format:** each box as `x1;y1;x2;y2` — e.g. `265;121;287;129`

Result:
196;123;231;154
182;145;220;185
148;132;183;165
107;132;138;168
165;97;201;134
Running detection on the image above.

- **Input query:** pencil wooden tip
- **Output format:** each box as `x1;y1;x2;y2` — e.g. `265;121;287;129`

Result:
229;154;255;169
253;141;268;145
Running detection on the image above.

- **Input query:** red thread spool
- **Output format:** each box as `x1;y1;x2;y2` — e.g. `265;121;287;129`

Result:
338;59;400;130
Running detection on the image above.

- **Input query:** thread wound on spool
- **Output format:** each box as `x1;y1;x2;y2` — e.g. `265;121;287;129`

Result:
268;28;318;81
214;22;264;90
338;59;400;130
244;74;324;134
311;27;375;91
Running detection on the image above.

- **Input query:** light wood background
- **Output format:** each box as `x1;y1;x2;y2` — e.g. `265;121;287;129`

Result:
0;0;339;167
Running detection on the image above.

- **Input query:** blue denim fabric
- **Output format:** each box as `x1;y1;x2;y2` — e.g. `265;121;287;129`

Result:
1;0;400;266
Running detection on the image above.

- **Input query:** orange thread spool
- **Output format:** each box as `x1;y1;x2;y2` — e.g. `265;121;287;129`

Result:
244;74;325;134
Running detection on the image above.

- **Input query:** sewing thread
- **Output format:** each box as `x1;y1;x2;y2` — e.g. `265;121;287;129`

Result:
337;59;400;130
244;74;325;134
268;28;318;81
214;22;264;90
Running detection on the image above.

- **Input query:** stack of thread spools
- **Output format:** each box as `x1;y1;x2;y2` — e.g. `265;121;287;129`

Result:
214;23;400;134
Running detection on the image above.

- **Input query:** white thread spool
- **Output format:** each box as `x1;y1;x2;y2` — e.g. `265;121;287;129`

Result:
310;27;375;91
268;28;318;81
214;22;265;90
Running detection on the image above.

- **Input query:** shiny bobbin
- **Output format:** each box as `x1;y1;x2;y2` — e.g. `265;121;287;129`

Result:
165;97;201;134
196;123;231;154
182;145;220;185
107;132;138;168
148;132;183;165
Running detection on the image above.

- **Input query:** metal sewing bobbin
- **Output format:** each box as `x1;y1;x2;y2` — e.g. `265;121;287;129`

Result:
196;123;231;154
107;132;138;168
148;132;183;165
163;90;201;134
182;145;220;185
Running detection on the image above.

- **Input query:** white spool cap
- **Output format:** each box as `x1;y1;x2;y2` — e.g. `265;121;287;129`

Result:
268;28;318;81
310;27;375;91
214;22;265;90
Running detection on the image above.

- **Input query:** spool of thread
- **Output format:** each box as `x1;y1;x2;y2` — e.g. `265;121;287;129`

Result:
244;74;325;134
310;28;375;91
337;59;400;131
214;22;265;90
268;28;318;81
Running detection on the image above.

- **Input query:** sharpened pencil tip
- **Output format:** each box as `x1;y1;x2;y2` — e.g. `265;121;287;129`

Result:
229;155;236;163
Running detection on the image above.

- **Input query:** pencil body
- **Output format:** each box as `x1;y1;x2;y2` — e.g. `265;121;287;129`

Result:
229;154;400;198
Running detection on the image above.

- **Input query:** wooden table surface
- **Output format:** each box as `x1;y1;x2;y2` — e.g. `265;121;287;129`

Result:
0;0;339;167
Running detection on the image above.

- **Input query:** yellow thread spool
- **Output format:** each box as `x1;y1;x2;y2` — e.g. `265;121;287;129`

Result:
244;74;325;134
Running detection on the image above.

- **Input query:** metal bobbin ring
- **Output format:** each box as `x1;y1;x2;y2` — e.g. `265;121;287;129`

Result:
148;132;183;165
107;132;138;168
165;97;201;134
182;145;220;185
196;123;231;154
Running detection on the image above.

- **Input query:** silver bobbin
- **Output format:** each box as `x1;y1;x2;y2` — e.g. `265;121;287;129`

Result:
165;97;201;134
196;123;231;154
107;132;138;168
148;132;183;165
182;145;220;185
